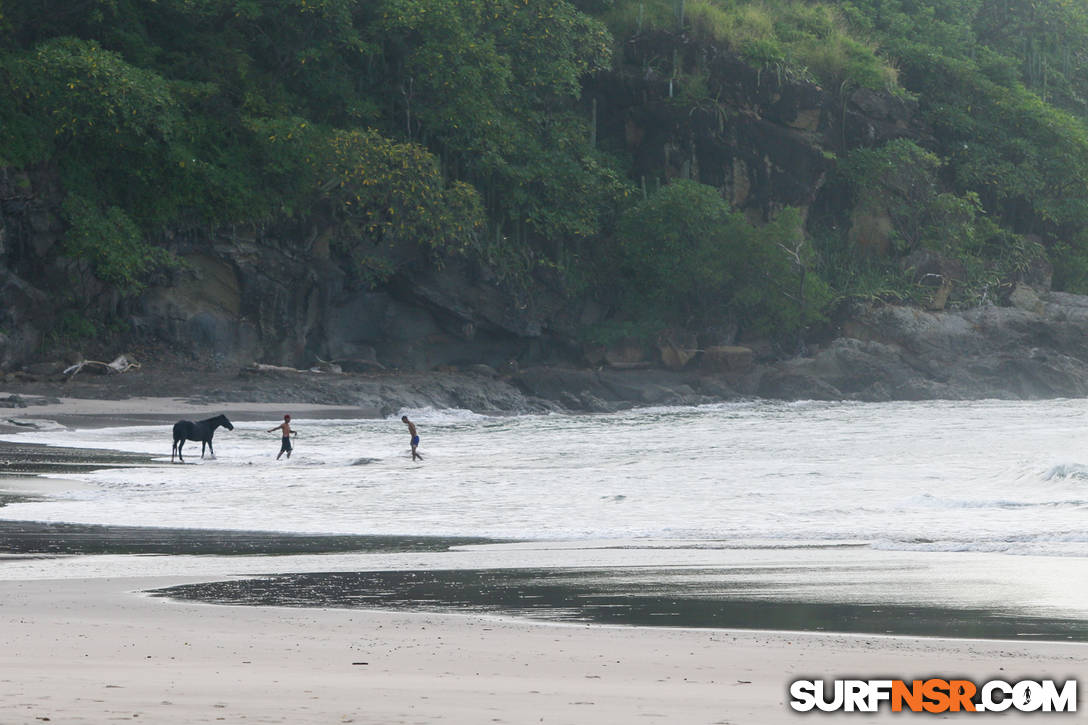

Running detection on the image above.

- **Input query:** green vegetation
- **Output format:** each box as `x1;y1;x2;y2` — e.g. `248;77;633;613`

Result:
60;195;172;295
3;0;1088;354
837;0;1088;294
601;0;899;90
602;180;830;336
814;138;1047;306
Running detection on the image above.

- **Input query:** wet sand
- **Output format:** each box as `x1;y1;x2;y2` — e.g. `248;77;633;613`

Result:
0;439;155;473
0;520;495;556
0;394;376;432
153;567;1088;641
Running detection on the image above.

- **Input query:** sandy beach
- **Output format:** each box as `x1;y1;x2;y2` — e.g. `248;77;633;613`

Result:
2;575;1085;725
0;392;375;433
2;394;1088;723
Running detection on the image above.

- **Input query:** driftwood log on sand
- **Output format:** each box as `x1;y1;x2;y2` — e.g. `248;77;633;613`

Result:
245;358;343;375
63;355;141;379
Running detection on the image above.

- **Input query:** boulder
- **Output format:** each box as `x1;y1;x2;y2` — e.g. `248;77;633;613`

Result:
701;345;755;373
605;339;649;366
657;329;699;370
1008;283;1044;314
757;371;843;400
659;342;696;369
582;343;607;367
513;367;609;402
789;295;1088;399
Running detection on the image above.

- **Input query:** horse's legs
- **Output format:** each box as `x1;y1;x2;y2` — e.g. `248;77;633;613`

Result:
177;440;185;462
201;440;207;459
207;439;215;459
171;439;177;464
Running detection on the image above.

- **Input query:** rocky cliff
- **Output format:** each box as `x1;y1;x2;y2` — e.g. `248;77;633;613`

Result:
0;40;917;373
587;32;926;222
4;40;1088;406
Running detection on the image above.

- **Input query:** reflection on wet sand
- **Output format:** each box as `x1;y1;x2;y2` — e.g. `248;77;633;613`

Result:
152;567;1088;642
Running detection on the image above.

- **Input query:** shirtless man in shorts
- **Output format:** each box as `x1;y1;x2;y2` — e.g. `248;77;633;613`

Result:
268;414;296;460
402;416;423;461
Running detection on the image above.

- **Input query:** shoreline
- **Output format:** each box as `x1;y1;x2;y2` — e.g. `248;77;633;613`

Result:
3;422;1088;642
0;393;385;434
3;401;1088;722
1;364;700;419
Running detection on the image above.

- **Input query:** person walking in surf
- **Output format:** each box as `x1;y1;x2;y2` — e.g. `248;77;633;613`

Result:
268;414;296;460
402;415;423;461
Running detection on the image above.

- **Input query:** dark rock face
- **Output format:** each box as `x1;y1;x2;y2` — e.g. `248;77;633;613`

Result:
0;268;48;370
0;169;60;371
589;38;926;220
125;225;577;372
844;87;924;149
133;252;261;366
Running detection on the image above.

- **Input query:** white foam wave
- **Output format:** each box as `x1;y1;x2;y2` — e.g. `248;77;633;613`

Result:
393;406;494;424
904;493;1088;510
1043;462;1088;481
4;399;1088;556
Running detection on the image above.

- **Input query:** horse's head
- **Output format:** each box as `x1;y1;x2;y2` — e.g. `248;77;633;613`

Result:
218;415;235;431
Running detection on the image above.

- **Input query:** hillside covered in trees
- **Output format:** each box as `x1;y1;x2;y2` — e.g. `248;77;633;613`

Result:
2;0;1088;374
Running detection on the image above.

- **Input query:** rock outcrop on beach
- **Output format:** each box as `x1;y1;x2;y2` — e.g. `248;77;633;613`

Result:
7;287;1088;413
755;292;1088;401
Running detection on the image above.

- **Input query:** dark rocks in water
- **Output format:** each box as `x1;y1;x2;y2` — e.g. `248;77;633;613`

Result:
513;367;608;403
511;365;737;411
756;371;844;401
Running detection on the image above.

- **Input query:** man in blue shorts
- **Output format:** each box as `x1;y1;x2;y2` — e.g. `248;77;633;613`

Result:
402;415;423;461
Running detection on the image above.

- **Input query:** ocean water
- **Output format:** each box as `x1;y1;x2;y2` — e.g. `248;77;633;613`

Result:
3;398;1088;558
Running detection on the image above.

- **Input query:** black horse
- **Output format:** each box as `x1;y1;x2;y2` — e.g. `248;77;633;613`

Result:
171;414;234;463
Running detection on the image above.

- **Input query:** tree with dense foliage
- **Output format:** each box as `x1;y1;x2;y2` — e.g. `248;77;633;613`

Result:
605;180;830;338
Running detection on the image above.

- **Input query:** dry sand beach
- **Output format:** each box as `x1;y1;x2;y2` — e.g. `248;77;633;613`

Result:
3;576;1086;725
1;394;1087;724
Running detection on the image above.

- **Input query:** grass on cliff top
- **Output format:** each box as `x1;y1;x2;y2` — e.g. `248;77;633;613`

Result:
603;0;899;91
